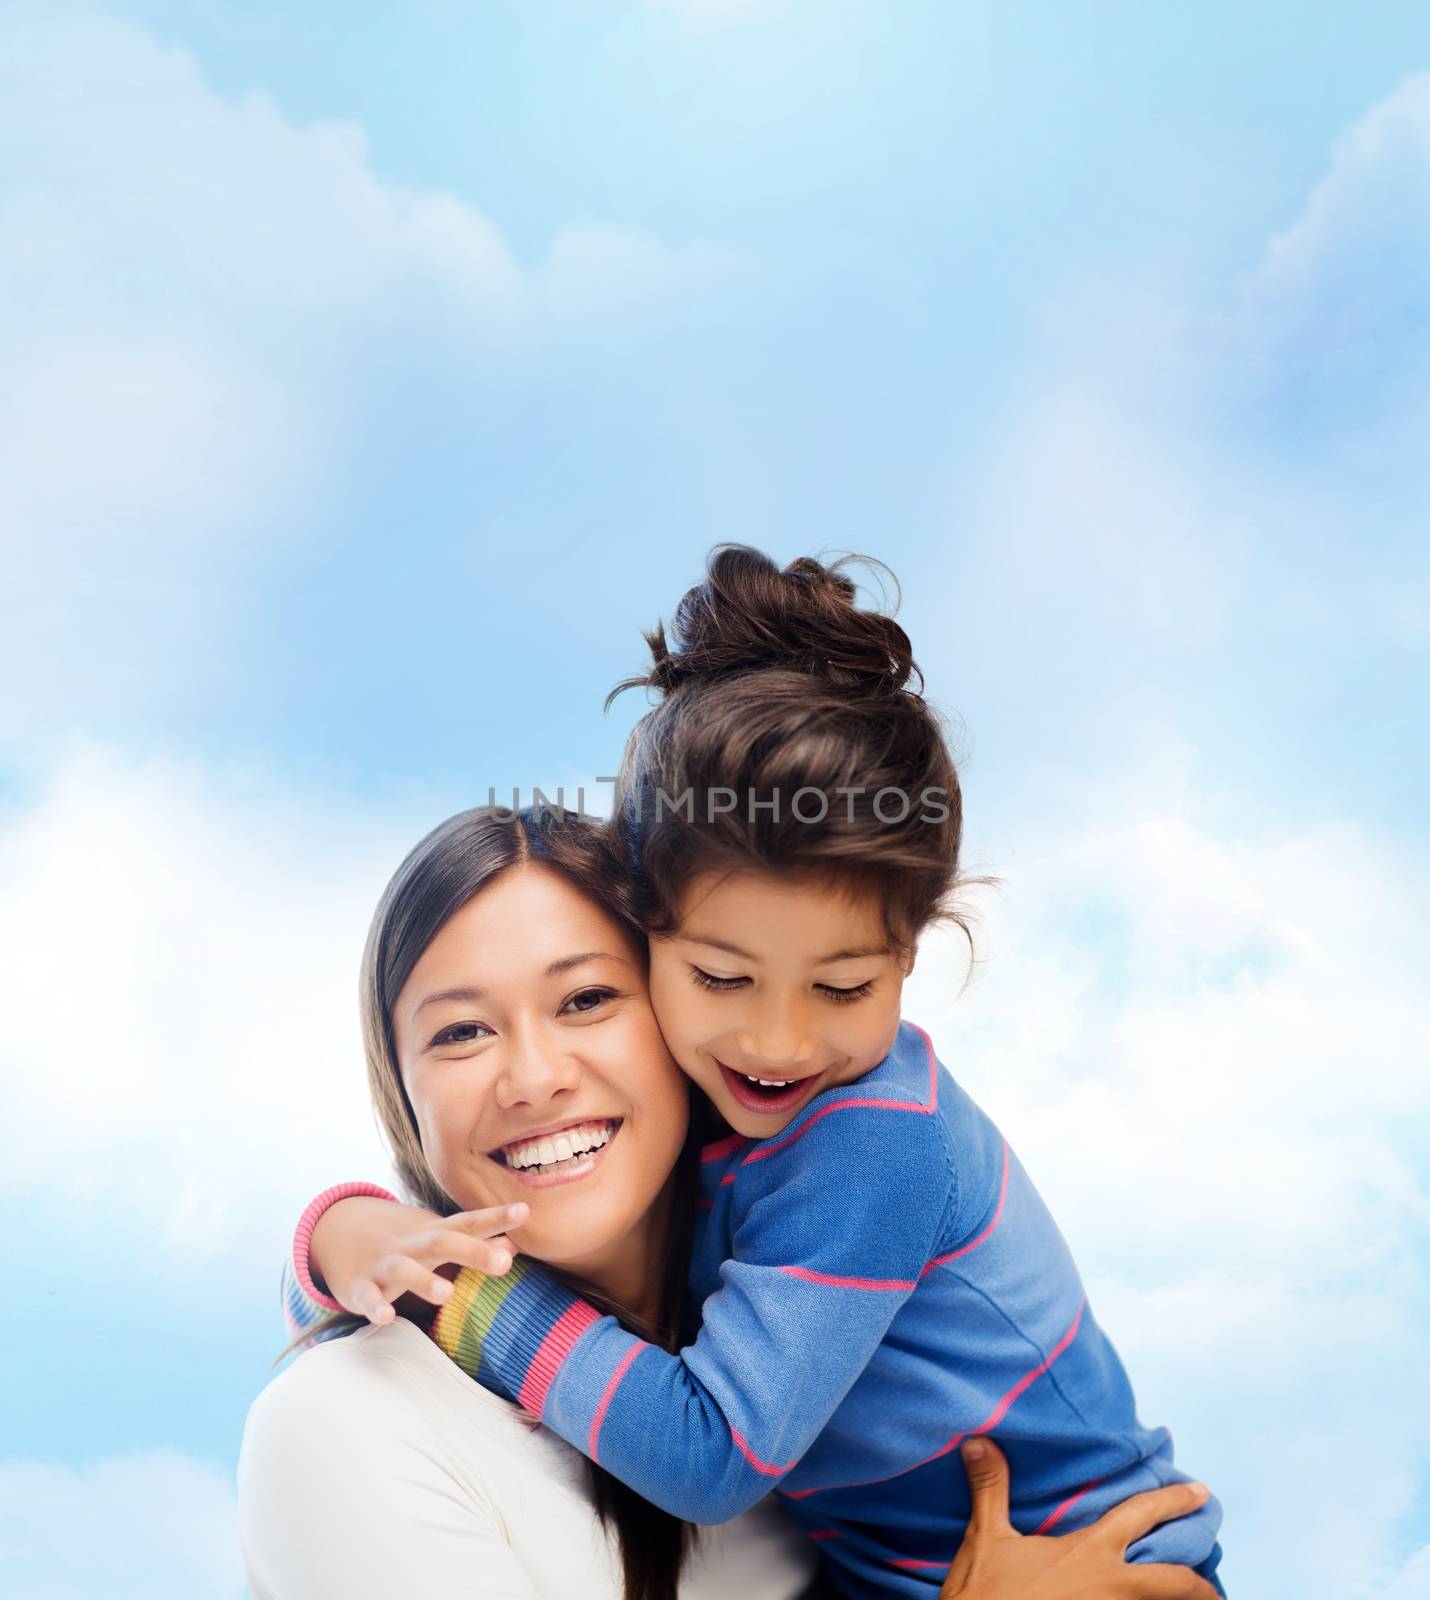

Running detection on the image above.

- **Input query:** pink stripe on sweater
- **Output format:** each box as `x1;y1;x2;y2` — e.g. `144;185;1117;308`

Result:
1035;1475;1104;1535
518;1301;603;1417
588;1343;646;1464
779;1265;917;1292
701;1132;750;1163
920;1138;1010;1277
978;1300;1086;1434
785;1300;1088;1499
730;1427;800;1477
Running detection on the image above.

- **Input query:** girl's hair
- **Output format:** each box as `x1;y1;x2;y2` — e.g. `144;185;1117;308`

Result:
277;804;701;1600
606;544;1001;975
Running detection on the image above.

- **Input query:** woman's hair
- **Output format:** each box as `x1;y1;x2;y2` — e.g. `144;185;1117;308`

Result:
280;804;702;1600
606;543;1001;975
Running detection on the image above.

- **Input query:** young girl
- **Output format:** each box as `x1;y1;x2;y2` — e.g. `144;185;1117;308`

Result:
286;547;1225;1598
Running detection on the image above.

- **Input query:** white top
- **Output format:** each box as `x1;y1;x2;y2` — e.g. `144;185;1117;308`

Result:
238;1315;818;1600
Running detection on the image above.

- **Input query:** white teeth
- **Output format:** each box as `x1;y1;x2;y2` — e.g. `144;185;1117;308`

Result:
503;1120;614;1171
743;1074;795;1088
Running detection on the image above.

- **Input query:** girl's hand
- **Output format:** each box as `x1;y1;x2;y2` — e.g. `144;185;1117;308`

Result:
309;1196;529;1326
941;1438;1220;1600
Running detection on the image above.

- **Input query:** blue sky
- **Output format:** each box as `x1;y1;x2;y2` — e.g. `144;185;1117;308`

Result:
1;2;1428;1595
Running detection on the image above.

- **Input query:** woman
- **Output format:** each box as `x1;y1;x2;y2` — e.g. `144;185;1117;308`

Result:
236;805;1218;1600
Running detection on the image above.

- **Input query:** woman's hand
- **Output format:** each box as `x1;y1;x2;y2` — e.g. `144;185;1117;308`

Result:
309;1196;529;1326
941;1438;1219;1600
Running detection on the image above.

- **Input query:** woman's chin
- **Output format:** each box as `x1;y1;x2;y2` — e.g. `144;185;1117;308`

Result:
515;1194;635;1272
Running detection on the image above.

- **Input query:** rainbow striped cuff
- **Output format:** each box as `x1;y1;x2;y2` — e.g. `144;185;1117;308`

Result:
431;1261;603;1415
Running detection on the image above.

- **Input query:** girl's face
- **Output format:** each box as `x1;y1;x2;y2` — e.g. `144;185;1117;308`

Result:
646;867;913;1138
391;861;689;1289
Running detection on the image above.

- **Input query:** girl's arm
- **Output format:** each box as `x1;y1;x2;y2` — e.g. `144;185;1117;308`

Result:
431;1102;951;1524
279;1183;526;1351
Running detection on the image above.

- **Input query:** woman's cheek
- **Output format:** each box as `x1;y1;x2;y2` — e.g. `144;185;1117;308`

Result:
413;1079;493;1209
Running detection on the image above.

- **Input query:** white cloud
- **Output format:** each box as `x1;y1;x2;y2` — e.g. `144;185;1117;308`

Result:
0;1449;243;1600
1237;71;1430;452
936;70;1430;727
949;368;1249;660
1255;70;1430;316
0;1;739;740
1374;1545;1430;1600
0;741;416;1263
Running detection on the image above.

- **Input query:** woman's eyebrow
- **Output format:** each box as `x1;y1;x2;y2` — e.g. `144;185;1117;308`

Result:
412;952;630;1017
544;950;631;977
678;932;889;964
414;984;485;1016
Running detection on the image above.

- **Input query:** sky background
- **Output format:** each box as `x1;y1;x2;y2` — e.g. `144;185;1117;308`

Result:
2;1;1428;1595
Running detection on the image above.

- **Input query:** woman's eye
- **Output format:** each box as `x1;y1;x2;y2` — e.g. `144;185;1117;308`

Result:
818;981;874;1004
562;986;617;1015
431;1021;492;1047
690;966;748;993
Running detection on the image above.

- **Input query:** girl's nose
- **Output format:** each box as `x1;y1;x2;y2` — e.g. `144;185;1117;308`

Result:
736;1010;817;1075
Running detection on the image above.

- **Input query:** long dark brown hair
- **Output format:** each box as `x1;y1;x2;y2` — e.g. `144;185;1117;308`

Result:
606;543;1002;971
279;804;702;1600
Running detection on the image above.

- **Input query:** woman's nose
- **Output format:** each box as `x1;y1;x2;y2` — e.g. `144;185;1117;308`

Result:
493;1035;582;1109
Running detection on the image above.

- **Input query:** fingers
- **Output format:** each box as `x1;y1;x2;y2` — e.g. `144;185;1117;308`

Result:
448;1202;529;1239
365;1233;519;1315
408;1210;525;1275
959;1436;1014;1537
1094;1481;1211;1554
377;1251;476;1308
345;1276;397;1326
1120;1563;1221;1600
339;1205;528;1325
429;1229;519;1277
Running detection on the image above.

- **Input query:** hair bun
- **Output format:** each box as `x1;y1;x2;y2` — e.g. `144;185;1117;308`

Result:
607;545;922;710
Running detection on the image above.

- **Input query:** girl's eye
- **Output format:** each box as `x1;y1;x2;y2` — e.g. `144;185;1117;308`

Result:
690;966;748;993
818;981;874;1005
690;968;874;1003
431;1021;493;1047
562;986;618;1015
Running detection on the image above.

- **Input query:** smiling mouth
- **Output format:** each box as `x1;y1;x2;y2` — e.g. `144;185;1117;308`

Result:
491;1117;622;1179
715;1060;823;1115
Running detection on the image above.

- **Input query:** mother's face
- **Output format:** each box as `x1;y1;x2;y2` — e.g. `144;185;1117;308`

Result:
390;860;689;1279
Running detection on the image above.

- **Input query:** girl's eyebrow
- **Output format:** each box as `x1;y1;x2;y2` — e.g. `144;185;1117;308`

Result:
816;943;892;963
412;952;630;1017
677;932;890;965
